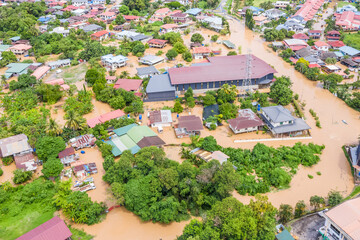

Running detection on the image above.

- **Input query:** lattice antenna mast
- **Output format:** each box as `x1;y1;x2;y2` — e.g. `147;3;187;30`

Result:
242;49;252;92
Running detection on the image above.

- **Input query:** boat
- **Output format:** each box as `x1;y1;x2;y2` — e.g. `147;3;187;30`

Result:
342;120;348;125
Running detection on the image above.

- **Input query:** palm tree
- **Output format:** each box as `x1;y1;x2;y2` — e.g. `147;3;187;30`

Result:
47;118;63;136
120;71;129;79
65;110;84;130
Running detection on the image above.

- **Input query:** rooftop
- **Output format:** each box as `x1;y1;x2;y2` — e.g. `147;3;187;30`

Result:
228;109;264;131
114;78;142;91
58;147;75;159
146;74;175;93
87;109;125;128
136;66;160;76
0;134;32;158
178;115;204;131
262;105;295;123
91;30;109;37
149;110;172;124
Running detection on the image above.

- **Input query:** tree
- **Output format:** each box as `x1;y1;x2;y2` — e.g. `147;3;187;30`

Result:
119;5;130;15
35;136;66;161
166;49;178;60
184;87;193;99
122;0;149;11
182;51;192;62
202;92;216;106
310;195;325;211
114;14;125;25
211;35;219;42
191;33;204;43
42;158;64;178
13;169;32;184
294;200;306;218
65;110;86;130
0;51;17;67
217;84;238;104
278;204;293;223
35;83;62;103
9;74;37;91
245;9;255;30
269;76;293;105
201;136;219;152
227;51;237;56
173;100;183;113
47;118;63;136
173;42;187;54
219;102;237;120
325;57;337;64
132;43;145;56
85;68;102;86
327;190;343;207
186;97;195;108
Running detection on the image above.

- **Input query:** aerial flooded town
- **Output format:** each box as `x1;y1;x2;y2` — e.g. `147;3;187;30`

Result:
0;0;360;239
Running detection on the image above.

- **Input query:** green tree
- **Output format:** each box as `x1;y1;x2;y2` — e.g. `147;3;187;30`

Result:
327;190;343;207
0;51;17;67
182;51;193;62
245;9;255;30
114;14;125;25
190;33;204;43
278;204;293;223
294;200;306;218
119;5;130;15
35;83;62;103
13;169;32;184
174;42;187;54
217;84;238;104
325;57;337;65
47;118;63;136
85;68;102;86
219;102;237;120
269;76;293;105
166;48;178;60
227;51;237;56
201;136;219;152
174;100;183;113
9;74;37;91
211;35;219;42
35;136;65;161
132;43;145;56
122;0;149;11
65;110;86;130
202;92;216;106
310;195;325;211
42;158;64;178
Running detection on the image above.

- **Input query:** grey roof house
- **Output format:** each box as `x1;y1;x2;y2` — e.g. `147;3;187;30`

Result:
0;134;33;158
136;66;160;79
80;24;103;33
339;46;360;57
139;55;164;65
260;105;310;137
146;74;176;101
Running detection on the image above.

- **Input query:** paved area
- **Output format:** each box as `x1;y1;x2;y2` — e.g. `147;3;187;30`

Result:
291;214;325;240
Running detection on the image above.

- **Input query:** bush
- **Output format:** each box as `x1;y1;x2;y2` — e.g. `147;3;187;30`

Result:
13;169;33;184
2;156;14;166
316;120;321;128
278;204;293;224
316;171;321;175
327;190;343;207
0;168;3;176
308;174;313;179
294;200;306;218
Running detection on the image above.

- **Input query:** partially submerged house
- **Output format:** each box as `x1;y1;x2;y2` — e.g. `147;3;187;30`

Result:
348;144;360;182
202;104;220;128
87;109;125;128
148;39;168;48
31;66;51;80
70;134;96;150
47;59;71;69
260;105;310;137
283;39;308;51
148;110;173;128
136;66;160;79
14;152;37;172
113;78;142;92
192;46;211;59
139;55;164;65
58;147;78;166
9;44;32;55
0;134;32;158
17;216;72;240
101;54;128;70
146;74;176;101
228;109;264;134
175;115;204;138
91;30;109;41
73;163;97;178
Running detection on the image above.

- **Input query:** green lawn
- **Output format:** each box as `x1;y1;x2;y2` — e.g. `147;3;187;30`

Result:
337;1;357;8
69;226;94;240
344;185;360;201
343;33;360;50
252;0;277;7
60;64;88;84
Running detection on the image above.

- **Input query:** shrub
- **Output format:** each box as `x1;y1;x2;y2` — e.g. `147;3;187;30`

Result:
308;174;314;179
316;171;321;176
278;204;293;223
2;156;13;166
316;120;321;128
327;190;343;207
13;169;33;184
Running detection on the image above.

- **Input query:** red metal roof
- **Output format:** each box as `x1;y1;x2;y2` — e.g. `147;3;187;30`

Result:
91;30;109;37
87;109;125;128
168;55;277;85
327;40;345;48
113;78;142;91
309;63;321;68
148;39;167;45
17;216;72;240
314;41;329;47
58;147;75;159
292;33;309;40
123;15;140;20
192;46;211;54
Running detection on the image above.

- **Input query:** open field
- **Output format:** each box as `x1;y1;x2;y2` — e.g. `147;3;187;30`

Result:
337;1;357;8
343;32;360;50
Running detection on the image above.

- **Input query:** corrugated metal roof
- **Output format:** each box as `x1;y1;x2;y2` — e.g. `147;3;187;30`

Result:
146;74;175;93
262;106;295;123
113;123;137;136
127;126;157;143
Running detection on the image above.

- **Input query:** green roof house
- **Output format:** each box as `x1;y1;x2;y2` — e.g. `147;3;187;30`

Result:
5;63;32;79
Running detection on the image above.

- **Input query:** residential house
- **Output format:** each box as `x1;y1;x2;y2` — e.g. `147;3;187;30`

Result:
148;110;173;128
47;59;71;69
72;8;88;16
192;46;211;59
171;12;188;23
0;134;32;158
113;78;142;92
339;46;360;57
150;7;172;22
326;30;341;40
129;34;151;43
73;164;86;178
320;197;360;240
87;109;125;128
223;40;236;49
202;16;223;31
70;134;96;150
80;24;103;33
293;0;325;22
99;11;116;21
348;144;360;181
238;6;264;16
123;15;140;22
58;147;78;166
341;58;358;70
101;54;128;70
4;63;31;79
136;66;160;79
9;44;32;55
0;44;11;53
260;105;310;137
161;24;179;34
106;75;116;84
14;152;37;172
148;39;167;48
17;216;72;240
295;47;314;59
115;30;139;40
327;40;345;50
320;51;338;62
146;74;176;101
91;30;109;41
308;30;321;39
314;41;330;51
283;39;308;51
336;4;358;14
139;55;164;65
106;124;165;156
335;11;360;30
228;109;264;134
92;0;105;5
323;65;341;74
39;25;48;32
175;115;204;138
202;104;220;128
292;33;309;42
253;15;269;26
72;0;87;7
276;16;305;31
31;66;51;80
264;8;286;20
185;8;202;16
273;1;290;9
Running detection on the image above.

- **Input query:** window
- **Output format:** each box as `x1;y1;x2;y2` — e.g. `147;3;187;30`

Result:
330;224;341;236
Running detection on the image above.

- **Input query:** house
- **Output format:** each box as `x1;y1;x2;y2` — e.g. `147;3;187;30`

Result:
341;58;358;70
191;148;229;164
0;44;11;53
308;30;321;39
70;134;96;150
295;47;314;59
150;7;172;22
348;144;360;181
17;216;72;240
80;24;103;33
339;46;360;57
335;11;360;31
283;39;308;51
136;66;160;79
146;74;176;101
327;40;345;50
320;197;360;240
0;134;32;158
228;109;264;134
47;59;71;69
50;26;70;37
171;12;188;23
175;115;204;138
72;0;87;6
238;6;264;16
148;110;173;128
202;16;223;31
292;33;309;42
293;0;325;22
273;1;290;9
4;63;31;79
185;8;202;16
58;147;78;166
336;4;358;14
123;15;140;22
14;152;37;172
202;104;220;128
101;54;128;70
148;39;167;48
314;41;330;51
323;65;341;74
73;164;86;178
326;30;341;40
320;51;338;62
99;11;116;20
113;78;142;92
106;75;116;84
139;55;164;65
129;34;151;43
223;40;236;49
106;124;165;156
260;105;310;137
45;78;70;91
192;46;211;59
161;24;179;34
115;30;140;40
39;25;48;32
91;30;109;41
264;8;286;20
253;15;269;26
31;66;51;80
87;109;126;128
9;44;32;55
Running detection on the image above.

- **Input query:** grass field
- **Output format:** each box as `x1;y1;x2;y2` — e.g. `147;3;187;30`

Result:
343;32;360;50
70;226;94;240
337;1;357;8
252;0;277;7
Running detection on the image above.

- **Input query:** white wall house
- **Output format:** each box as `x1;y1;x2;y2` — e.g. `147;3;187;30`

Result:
101;54;128;70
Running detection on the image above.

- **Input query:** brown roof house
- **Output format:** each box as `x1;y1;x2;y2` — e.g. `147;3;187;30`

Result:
175;115;204;138
0;134;32;158
228;109;264;134
70;134;96;150
58;147;79;166
14;152;37;172
17;216;72;240
148;110;173;128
